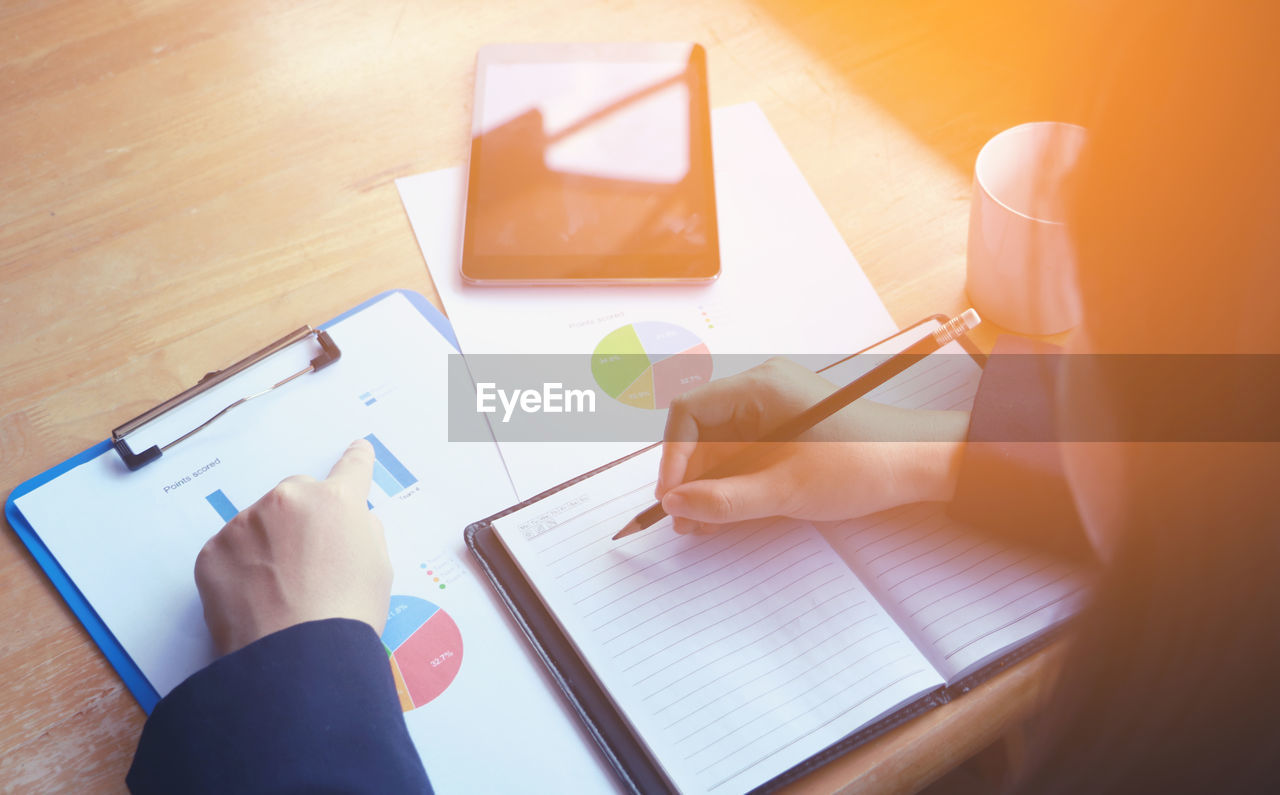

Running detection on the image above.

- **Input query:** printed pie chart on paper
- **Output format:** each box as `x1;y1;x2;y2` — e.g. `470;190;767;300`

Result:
591;321;713;410
381;595;464;712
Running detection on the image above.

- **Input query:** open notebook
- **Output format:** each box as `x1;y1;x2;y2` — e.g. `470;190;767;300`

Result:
474;319;1088;794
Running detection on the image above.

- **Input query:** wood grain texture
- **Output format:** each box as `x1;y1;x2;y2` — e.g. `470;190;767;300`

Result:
1;0;1085;790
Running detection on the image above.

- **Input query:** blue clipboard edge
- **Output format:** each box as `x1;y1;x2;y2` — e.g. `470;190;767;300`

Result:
2;288;456;716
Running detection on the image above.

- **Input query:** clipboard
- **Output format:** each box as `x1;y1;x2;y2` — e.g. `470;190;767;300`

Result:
462;316;1064;794
3;289;456;714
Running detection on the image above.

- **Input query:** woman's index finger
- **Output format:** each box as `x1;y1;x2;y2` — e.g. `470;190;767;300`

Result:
326;438;377;496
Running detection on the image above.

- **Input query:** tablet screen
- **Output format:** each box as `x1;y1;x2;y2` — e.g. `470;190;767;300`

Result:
462;43;719;283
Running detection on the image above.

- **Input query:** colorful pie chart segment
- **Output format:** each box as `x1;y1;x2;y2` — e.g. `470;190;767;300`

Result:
381;595;463;711
591;322;712;409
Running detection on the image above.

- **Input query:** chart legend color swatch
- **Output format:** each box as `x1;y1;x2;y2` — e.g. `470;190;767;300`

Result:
591;322;712;409
382;595;464;711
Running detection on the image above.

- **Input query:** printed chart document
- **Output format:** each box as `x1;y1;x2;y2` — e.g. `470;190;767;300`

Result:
488;320;1088;794
13;293;618;794
396;102;899;500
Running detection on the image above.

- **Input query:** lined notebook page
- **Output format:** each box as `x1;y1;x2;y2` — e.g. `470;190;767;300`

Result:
492;448;944;795
818;321;1088;681
822;503;1086;681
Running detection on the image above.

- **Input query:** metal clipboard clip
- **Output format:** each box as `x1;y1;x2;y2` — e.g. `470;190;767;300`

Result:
111;326;341;471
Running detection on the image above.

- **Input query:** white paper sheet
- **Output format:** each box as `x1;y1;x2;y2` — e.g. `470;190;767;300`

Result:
14;293;618;794
396;102;898;499
492;448;943;795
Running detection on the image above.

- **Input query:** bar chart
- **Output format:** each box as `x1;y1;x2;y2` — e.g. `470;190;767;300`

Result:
205;489;238;523
366;433;419;505
200;433;416;522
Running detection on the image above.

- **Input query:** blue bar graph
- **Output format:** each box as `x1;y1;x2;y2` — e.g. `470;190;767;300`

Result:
206;490;239;523
371;460;403;496
365;433;418;497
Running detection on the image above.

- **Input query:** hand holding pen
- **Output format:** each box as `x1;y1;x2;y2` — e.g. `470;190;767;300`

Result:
616;311;981;539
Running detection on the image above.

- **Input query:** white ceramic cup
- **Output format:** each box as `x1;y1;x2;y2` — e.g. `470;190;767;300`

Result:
966;121;1087;335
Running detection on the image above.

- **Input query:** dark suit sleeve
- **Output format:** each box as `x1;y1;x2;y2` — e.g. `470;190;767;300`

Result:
947;336;1094;561
127;618;432;795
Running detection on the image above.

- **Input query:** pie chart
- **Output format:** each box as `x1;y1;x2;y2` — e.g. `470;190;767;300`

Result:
382;595;463;711
591;321;713;409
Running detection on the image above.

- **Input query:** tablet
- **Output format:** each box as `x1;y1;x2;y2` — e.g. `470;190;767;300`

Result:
461;43;720;285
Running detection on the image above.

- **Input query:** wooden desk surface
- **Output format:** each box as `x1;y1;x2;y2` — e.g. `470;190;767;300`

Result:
1;0;1083;790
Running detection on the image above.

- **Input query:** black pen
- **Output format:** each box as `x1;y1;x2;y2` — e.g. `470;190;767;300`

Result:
612;309;982;540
